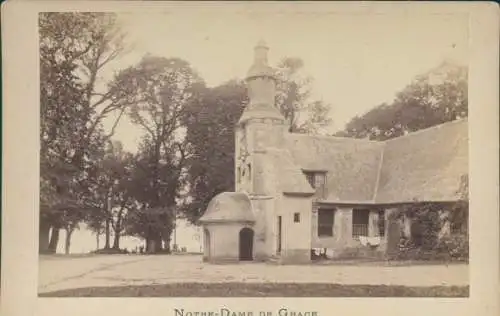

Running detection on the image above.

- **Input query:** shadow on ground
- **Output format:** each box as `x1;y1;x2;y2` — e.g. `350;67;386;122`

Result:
39;282;469;297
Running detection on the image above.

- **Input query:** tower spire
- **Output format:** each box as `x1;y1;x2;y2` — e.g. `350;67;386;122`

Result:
239;40;285;124
254;39;269;65
246;40;275;81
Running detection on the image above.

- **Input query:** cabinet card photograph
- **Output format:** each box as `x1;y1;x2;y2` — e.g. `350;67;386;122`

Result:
2;1;498;316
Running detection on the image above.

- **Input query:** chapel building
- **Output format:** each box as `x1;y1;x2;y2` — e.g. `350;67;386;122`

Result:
199;41;468;264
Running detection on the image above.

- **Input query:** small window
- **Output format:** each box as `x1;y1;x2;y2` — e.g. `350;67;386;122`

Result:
304;172;315;188
318;209;335;236
314;173;326;189
294;213;300;223
303;171;327;199
353;209;370;239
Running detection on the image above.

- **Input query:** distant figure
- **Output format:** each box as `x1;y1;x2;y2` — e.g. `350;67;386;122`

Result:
139;246;144;254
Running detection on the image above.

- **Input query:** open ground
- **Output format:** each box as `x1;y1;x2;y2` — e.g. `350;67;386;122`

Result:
38;254;469;297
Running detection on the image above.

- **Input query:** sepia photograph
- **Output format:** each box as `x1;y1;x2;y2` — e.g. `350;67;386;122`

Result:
2;3;499;315
36;8;472;298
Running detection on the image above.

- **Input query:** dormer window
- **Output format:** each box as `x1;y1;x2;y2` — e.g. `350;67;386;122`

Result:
303;171;327;199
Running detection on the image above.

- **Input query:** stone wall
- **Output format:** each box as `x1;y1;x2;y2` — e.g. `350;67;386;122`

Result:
311;207;355;251
278;195;313;263
204;223;255;263
251;196;275;261
311;207;388;258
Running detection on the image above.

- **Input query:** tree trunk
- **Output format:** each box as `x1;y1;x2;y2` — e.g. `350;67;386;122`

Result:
64;228;73;255
147;238;156;253
163;230;172;254
96;231;100;250
112;209;123;250
39;217;51;253
146;231;162;253
104;217;111;249
154;235;163;253
163;237;171;253
48;225;60;254
104;193;112;249
112;232;120;249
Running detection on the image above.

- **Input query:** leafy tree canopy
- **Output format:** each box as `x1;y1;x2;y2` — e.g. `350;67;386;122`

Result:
337;62;467;141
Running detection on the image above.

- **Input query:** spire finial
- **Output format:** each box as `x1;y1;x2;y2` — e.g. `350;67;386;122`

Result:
256;39;268;49
254;39;269;65
246;39;275;80
239;40;285;124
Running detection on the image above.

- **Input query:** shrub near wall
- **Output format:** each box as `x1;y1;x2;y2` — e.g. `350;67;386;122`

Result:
392;202;469;262
395;235;468;262
434;234;469;262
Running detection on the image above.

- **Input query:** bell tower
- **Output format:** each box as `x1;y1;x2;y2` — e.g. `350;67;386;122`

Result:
235;40;286;194
234;41;288;261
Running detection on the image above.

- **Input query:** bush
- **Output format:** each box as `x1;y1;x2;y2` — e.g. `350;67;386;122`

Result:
389;202;469;262
393;234;468;262
435;234;469;262
91;248;129;255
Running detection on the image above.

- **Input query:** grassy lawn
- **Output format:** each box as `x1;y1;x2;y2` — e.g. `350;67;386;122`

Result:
39;283;469;297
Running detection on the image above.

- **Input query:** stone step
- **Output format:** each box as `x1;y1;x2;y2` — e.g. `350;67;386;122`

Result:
268;255;282;264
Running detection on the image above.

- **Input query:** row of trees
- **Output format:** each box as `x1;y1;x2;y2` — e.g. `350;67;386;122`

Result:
39;12;332;254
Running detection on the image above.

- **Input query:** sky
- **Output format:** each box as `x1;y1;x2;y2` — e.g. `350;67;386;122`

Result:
101;10;469;153
67;9;469;254
58;219;202;254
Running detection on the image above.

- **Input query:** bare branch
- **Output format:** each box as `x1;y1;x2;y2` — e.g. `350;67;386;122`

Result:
97;48;121;70
90;91;113;109
103;106;126;141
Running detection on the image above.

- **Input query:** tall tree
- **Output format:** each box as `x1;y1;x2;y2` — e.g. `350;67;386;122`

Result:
337;62;468;141
115;55;204;252
82;141;137;251
39;12;131;253
182;80;247;223
275;57;333;134
105;142;137;250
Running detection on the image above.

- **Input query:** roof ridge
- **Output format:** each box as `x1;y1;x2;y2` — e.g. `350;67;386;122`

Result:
286;132;381;144
384;118;468;144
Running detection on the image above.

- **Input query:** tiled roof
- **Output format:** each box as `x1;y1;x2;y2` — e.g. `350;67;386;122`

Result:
266;148;316;195
285;118;468;204
375;118;468;203
285;134;384;202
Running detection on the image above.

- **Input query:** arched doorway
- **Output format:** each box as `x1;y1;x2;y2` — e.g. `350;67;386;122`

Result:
239;227;254;261
203;228;211;259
